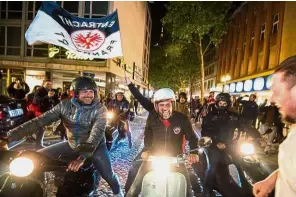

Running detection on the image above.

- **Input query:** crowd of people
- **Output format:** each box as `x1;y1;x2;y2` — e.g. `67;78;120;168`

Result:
1;55;296;197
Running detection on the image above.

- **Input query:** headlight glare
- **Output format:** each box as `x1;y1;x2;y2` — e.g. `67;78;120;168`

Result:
240;143;255;155
9;157;34;177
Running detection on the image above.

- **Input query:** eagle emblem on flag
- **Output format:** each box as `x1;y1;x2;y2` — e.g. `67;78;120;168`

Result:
71;29;106;52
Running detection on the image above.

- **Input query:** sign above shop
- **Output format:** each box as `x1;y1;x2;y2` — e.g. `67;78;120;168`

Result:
236;82;243;92
48;47;95;60
254;77;265;91
229;83;236;93
244;80;253;92
266;75;273;89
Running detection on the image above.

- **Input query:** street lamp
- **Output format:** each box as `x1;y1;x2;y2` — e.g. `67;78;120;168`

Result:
221;74;231;92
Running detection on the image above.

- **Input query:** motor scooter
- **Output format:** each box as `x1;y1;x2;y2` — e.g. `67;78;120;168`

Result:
105;110;135;151
0;143;98;197
140;137;212;197
199;137;273;197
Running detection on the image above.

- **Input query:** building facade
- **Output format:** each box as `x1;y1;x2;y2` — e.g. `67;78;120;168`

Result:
0;1;151;98
216;1;296;103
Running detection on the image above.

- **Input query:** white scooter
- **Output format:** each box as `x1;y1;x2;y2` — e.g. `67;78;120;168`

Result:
140;137;212;197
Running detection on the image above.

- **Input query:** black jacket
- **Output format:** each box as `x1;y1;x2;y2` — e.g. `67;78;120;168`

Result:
202;103;239;145
33;87;59;113
144;111;198;156
7;82;30;100
127;83;197;155
237;97;258;121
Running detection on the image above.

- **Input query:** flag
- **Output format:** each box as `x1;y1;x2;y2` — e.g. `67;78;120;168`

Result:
25;1;123;59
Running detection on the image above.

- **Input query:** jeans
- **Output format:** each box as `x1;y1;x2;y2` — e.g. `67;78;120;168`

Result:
126;161;194;197
38;141;121;194
204;146;248;197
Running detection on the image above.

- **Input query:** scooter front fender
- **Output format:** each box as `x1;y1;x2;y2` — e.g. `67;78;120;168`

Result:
141;171;187;197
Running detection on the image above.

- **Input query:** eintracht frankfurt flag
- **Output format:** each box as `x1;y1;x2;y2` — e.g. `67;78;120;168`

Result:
25;1;123;59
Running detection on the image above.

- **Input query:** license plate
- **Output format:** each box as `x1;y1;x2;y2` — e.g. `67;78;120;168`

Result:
8;109;24;118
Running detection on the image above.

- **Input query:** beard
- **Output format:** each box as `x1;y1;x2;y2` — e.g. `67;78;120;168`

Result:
159;110;171;120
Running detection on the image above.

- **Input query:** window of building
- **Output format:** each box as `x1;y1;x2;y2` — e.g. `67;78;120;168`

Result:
84;1;108;18
251;31;255;46
272;13;279;34
27;1;42;20
0;26;21;56
57;1;79;16
1;1;23;20
260;23;266;41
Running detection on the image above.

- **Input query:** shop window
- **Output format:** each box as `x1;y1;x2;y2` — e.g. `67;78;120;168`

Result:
272;13;279;34
84;1;108;18
260;23;266;42
1;1;22;20
27;1;41;20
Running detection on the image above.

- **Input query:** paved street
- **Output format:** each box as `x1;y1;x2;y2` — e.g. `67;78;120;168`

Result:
1;111;279;197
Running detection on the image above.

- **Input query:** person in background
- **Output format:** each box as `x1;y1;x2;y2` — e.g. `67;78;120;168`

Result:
7;77;30;100
33;80;60;148
106;92;114;106
237;94;259;138
26;85;41;120
134;99;139;115
176;92;190;117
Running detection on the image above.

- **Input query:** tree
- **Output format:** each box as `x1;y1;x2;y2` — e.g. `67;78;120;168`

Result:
149;40;200;93
162;1;232;100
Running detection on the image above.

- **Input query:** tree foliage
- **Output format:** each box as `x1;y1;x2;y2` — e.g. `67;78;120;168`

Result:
162;1;232;99
149;40;200;92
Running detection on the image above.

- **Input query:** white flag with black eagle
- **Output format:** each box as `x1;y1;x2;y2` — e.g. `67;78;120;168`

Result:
25;1;123;59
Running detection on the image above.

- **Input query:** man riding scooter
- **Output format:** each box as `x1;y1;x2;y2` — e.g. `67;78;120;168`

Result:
125;88;199;197
201;93;250;197
106;91;132;150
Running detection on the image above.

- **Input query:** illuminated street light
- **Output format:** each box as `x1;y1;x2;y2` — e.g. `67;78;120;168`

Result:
221;74;231;92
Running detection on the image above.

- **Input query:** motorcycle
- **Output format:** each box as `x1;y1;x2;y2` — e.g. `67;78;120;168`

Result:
140;137;212;197
199;138;273;197
105;110;135;151
0;143;99;197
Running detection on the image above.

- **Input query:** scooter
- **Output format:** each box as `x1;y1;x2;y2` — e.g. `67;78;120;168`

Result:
105;110;135;151
140;137;212;197
199;138;272;197
0;143;99;197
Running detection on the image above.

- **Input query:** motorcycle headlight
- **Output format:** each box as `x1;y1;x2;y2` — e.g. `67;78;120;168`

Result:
240;143;255;155
107;112;114;119
151;157;171;174
9;157;34;177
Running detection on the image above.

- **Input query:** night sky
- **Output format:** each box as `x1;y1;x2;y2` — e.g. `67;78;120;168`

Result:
149;1;167;45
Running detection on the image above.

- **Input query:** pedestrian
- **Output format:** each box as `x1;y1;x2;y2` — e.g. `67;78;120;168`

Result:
176;92;190;117
237;94;259;139
25;85;41;120
7;77;30;100
134;99;139;115
258;100;281;155
253;56;296;197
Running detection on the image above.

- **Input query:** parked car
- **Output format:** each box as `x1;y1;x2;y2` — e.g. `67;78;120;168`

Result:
0;95;28;149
